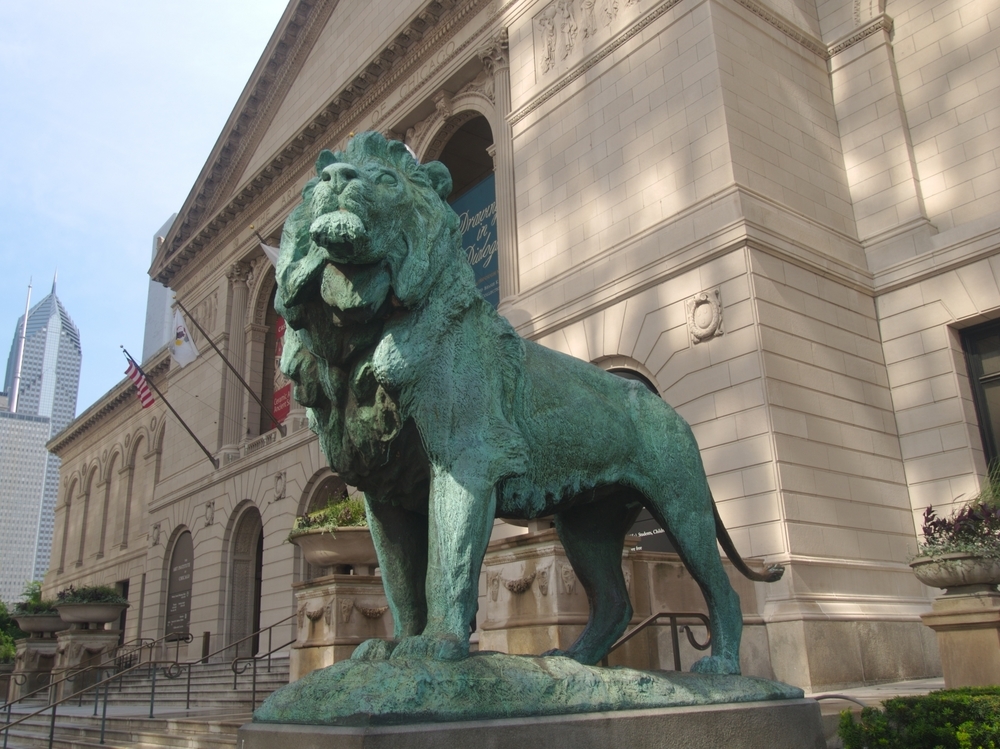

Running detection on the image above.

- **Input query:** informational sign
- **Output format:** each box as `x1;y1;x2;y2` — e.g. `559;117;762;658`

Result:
450;173;499;308
165;531;193;638
630;509;676;553
272;316;292;425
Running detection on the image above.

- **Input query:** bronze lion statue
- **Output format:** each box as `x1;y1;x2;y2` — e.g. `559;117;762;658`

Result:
275;132;782;674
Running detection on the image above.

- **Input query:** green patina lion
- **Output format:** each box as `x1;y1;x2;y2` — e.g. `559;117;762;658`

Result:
275;132;782;673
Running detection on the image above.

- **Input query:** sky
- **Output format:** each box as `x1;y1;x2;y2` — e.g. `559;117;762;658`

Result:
0;1;289;415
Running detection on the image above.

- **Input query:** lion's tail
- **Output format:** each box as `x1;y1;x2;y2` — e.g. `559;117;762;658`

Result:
713;499;785;583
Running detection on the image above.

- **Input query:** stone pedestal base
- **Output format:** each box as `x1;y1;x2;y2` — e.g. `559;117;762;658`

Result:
239;699;824;749
920;590;1000;688
290;574;392;682
51;629;120;700
10;638;59;700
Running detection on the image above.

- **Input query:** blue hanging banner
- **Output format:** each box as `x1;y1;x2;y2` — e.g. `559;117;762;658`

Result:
450;173;499;308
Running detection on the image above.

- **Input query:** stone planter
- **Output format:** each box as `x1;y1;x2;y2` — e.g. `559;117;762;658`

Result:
55;602;129;629
289;527;378;572
910;553;1000;594
12;613;67;638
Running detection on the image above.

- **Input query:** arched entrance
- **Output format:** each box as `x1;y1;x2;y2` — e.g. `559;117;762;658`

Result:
436;116;500;308
228;507;263;656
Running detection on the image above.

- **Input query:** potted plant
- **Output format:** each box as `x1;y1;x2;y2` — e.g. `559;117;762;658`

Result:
55;585;130;629
909;479;1000;594
10;582;65;638
288;493;377;570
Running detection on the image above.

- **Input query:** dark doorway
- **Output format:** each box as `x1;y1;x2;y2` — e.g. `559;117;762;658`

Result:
228;508;263;657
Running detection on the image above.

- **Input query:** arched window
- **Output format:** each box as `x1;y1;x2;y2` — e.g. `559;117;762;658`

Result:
437;116;500;308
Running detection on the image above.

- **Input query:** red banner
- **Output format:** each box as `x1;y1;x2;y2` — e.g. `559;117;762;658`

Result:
273;316;292;425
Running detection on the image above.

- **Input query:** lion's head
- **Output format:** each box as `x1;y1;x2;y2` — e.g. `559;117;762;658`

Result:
276;132;469;328
274;132;474;492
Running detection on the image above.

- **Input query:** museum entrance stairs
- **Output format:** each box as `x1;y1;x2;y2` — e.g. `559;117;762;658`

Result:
0;656;289;749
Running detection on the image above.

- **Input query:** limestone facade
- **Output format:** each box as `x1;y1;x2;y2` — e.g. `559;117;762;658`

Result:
45;0;1000;690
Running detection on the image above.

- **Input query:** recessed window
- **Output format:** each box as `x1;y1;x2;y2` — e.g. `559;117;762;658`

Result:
962;321;1000;466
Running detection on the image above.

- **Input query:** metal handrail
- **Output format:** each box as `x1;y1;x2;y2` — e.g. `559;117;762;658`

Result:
159;613;296;711
231;635;297;709
1;614;297;747
1;632;193;714
2;657;179;749
600;611;712;670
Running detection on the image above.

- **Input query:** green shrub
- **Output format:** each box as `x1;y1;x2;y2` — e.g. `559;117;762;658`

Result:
0;631;15;663
290;495;367;537
56;585;129;605
9;581;56;618
840;687;1000;749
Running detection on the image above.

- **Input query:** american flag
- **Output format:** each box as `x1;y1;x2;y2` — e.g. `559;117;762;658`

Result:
126;360;155;408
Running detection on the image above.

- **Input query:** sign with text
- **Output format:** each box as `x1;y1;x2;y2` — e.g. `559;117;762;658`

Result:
450;173;499;308
165;531;193;638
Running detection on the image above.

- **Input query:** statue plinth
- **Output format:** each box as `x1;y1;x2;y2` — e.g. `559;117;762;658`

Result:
243;653;822;748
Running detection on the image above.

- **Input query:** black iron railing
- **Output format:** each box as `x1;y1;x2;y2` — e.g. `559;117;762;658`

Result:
600;611;712;670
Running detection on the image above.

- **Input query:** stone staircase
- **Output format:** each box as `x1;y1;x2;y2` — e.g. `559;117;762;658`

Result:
1;656;290;748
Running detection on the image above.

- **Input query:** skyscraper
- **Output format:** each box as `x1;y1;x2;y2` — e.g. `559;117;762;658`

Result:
0;278;81;602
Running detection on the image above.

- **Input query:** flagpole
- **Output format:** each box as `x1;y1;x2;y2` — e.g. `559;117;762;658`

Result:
173;298;287;437
122;348;219;470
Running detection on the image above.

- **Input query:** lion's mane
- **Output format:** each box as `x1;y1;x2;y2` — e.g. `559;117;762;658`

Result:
274;132;520;496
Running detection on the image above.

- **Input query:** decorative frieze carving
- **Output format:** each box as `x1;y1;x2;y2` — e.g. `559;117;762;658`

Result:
559;563;577;595
204;500;215;527
488;571;501;601
503;571;536;594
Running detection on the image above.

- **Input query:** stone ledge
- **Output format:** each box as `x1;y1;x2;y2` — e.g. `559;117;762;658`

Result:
238;699;825;749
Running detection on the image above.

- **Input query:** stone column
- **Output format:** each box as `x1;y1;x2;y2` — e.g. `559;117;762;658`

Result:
479;28;518;304
222;261;251;452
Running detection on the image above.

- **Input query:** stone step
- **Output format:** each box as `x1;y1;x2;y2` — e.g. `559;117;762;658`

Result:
2;712;246;749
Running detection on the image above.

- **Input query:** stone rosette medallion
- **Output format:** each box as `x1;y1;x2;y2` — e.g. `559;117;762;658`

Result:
253;653;803;726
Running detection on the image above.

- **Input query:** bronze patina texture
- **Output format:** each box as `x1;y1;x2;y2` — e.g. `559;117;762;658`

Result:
274;132;783;675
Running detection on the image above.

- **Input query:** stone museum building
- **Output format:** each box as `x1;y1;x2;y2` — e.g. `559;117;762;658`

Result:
44;0;1000;691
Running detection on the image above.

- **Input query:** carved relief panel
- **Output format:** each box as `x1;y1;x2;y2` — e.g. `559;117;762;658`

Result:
532;0;642;80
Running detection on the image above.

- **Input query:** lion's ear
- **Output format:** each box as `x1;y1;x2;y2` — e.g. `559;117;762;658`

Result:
422;161;453;200
315;150;337;176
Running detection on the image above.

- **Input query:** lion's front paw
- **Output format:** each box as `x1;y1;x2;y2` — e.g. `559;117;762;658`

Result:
389;634;467;661
690;655;740;675
351;638;397;661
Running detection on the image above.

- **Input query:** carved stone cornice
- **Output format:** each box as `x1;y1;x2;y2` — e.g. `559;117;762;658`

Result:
153;0;503;287
828;15;893;58
47;351;172;456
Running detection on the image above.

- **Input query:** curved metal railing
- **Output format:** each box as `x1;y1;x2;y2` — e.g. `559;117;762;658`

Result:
600;610;712;670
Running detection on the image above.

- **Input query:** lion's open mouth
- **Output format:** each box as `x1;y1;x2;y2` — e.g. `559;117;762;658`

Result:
310;210;379;264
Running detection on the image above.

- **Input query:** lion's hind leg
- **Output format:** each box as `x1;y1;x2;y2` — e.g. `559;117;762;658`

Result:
639;468;743;675
548;494;642;665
